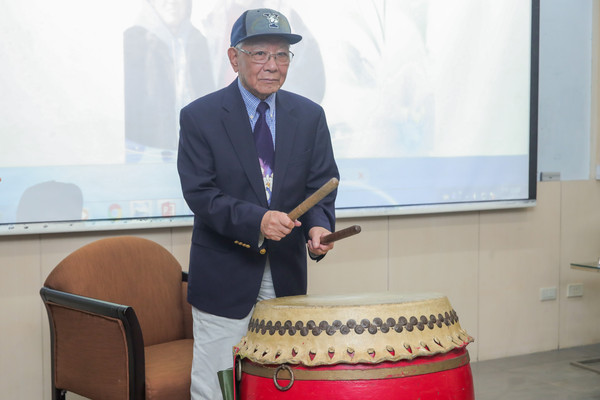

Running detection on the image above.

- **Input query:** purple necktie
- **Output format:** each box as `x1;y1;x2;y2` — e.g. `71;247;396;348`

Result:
254;102;274;204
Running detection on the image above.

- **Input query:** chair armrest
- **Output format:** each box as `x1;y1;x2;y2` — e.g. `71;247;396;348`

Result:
40;287;145;400
41;286;133;319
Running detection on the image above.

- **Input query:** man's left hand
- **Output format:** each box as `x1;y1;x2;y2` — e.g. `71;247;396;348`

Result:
307;226;334;257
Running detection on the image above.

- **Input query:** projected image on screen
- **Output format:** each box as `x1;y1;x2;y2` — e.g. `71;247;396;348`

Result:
0;0;536;229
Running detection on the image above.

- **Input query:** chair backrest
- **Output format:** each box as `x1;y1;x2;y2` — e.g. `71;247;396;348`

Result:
44;236;185;346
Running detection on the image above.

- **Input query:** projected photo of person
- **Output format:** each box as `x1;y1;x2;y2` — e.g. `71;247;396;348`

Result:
17;181;83;223
124;0;215;163
323;0;435;159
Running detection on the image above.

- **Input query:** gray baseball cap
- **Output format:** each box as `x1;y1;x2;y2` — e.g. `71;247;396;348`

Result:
230;8;302;47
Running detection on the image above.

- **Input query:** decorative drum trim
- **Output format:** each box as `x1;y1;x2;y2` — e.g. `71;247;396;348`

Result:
246;309;461;337
236;292;474;366
242;349;471;381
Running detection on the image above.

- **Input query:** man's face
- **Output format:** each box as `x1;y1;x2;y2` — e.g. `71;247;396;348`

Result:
228;37;290;100
150;0;191;28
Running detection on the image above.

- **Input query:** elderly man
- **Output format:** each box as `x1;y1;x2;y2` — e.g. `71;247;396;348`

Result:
177;8;339;399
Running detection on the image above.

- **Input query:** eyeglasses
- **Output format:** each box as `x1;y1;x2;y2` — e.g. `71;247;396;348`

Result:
236;47;294;65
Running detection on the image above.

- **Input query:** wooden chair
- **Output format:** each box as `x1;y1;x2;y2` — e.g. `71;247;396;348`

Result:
40;236;193;400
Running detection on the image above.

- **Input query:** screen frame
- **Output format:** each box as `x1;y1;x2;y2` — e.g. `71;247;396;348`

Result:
0;0;540;236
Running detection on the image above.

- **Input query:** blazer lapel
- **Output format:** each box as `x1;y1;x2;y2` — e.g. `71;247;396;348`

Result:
271;91;299;209
221;82;267;206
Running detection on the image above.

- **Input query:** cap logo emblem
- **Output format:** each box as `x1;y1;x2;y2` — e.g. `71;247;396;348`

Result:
263;13;280;29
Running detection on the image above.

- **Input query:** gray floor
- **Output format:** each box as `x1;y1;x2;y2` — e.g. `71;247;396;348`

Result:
472;343;600;400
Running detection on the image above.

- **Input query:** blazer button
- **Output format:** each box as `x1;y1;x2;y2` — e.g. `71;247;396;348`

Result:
259;248;267;255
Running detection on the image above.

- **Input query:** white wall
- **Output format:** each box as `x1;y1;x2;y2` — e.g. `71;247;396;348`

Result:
3;179;600;399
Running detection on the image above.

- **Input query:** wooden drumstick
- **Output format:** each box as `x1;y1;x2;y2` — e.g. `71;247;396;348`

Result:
320;225;362;245
287;177;339;221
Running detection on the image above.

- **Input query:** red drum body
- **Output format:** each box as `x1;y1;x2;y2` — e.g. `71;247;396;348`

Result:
234;293;474;400
240;348;473;399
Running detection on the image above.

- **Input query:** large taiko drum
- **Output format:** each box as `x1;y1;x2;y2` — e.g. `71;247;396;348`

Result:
233;292;474;400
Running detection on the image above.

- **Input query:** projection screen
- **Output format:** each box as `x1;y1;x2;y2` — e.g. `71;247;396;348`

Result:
0;0;538;234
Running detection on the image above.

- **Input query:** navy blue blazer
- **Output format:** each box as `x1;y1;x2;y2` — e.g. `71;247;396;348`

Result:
178;80;339;319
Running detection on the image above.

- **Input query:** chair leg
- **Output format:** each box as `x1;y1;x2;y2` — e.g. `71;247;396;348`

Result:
53;388;66;400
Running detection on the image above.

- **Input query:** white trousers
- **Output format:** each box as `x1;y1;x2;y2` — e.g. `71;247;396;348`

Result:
190;264;276;400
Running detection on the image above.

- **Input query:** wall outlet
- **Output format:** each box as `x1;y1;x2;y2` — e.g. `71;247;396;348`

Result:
540;172;561;181
567;283;584;298
540;287;557;301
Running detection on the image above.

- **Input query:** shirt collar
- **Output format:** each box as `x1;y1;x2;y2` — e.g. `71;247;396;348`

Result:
237;78;276;118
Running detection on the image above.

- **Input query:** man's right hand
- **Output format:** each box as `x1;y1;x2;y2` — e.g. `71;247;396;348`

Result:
260;211;301;241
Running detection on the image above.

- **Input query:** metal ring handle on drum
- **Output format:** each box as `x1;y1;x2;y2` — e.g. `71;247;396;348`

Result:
273;364;294;391
235;357;242;383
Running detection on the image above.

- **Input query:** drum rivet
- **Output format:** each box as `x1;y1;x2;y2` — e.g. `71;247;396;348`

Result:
452;310;459;322
346;319;357;329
